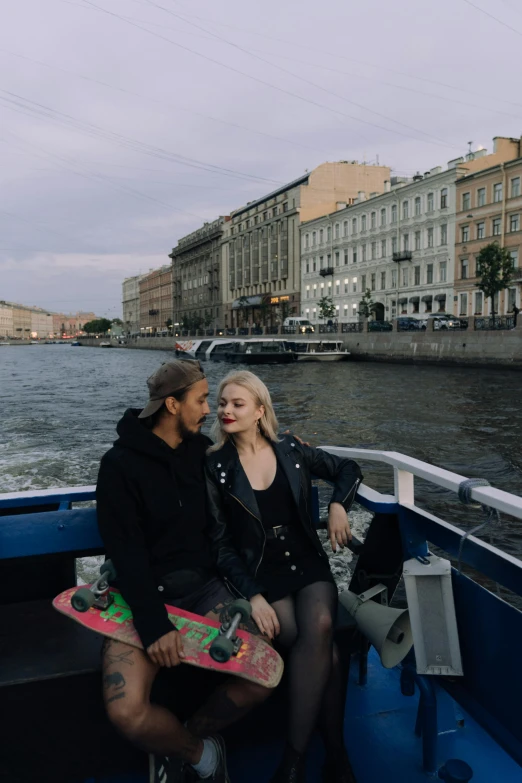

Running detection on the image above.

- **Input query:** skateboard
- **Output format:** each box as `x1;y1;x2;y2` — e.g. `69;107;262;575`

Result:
53;562;283;688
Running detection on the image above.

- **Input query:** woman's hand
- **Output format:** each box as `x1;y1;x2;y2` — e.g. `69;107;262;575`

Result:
250;594;280;640
328;502;352;552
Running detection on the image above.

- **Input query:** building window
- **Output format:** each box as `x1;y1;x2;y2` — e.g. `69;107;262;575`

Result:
362;245;367;262
391;268;397;288
477;187;486;207
477;221;485;239
380;208;386;226
440;224;447;245
462;192;471;211
306;285;310;299
427;192;434;212
381;239;386;257
371;212;376;229
427;227;434;247
327;226;332;242
304;233;309;249
371;242;376;260
335;223;340;239
343;220;348;236
344;249;349;265
361;215;367;231
391;204;397;224
414;196;421;216
319;229;324;244
335;280;340;295
312;231;316;246
510;214;520;232
312;258;317;272
427;264;434;284
460;259;468;279
439;261;447;282
511;177;520;198
415;231;421;251
353;248;357;263
361;275;366;291
371;273;376;291
402;268;408;286
461;225;469;242
352;218;357;233
352;277;357;292
414;266;420;285
403;233;409;251
343;305;348;317
510;249;519;268
392;236;397;253
441;188;448;208
493;217;501;236
312;308;317;319
381;271;386;289
313;284;317;297
306;259;310;273
494;183;503;203
460;293;468;316
335;251;340;266
402;201;409;219
474;291;483;314
320;256;324;268
344;278;349;293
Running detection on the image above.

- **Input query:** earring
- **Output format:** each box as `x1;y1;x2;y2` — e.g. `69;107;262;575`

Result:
256;419;261;433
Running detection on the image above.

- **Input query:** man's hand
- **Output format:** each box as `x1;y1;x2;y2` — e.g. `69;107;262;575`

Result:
146;629;185;667
283;430;310;447
328;502;352;552
250;594;280;640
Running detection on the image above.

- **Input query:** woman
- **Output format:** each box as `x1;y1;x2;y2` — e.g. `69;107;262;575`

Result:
205;370;363;783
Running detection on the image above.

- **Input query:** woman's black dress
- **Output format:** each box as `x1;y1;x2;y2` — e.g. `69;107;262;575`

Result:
253;461;335;604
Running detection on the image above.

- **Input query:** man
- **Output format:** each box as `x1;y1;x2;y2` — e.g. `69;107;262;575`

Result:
96;359;271;782
512;303;520;327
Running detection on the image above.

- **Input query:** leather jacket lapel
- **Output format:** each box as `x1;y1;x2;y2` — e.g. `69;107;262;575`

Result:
219;442;261;521
273;439;302;509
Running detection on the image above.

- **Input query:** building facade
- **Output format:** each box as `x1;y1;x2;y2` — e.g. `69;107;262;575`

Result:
30;309;53;338
301;139;522;323
221;161;391;327
51;312;96;337
122;274;146;335
139;265;173;333
455;156;522;318
0;302;13;337
170;218;229;329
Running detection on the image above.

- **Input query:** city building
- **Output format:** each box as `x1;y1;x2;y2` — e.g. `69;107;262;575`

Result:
221;161;392;328
139;265;173;334
455;154;522;319
300;138;522;324
170;217;229;329
51;312;97;337
0;302;13;338
122;274;146;335
30;309;53;338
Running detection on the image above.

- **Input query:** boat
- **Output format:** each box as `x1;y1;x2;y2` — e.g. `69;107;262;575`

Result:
211;338;296;364
70;341;81;346
288;339;350;361
0;341;10;346
99;341;112;348
1;448;521;781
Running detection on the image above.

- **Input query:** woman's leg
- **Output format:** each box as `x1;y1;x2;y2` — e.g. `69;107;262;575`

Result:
273;582;338;754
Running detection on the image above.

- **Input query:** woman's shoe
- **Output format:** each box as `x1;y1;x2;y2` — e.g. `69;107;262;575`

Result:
322;748;357;783
270;745;306;783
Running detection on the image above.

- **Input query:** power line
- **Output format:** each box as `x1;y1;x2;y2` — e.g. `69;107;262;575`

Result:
460;0;522;37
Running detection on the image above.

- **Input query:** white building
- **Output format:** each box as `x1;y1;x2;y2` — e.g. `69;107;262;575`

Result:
122;274;146;335
300;146;510;324
30;309;53;338
0;302;13;337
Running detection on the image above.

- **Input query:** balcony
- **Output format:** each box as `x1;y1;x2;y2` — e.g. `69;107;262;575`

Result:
511;267;522;282
393;252;413;263
148;309;159;316
319;267;335;278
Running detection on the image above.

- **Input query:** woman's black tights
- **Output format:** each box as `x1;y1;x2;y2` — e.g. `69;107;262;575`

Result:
272;581;347;755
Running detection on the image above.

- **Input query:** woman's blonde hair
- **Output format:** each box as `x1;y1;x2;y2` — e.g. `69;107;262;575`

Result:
208;370;279;452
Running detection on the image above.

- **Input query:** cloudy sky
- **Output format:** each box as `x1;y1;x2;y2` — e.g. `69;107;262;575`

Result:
1;0;520;317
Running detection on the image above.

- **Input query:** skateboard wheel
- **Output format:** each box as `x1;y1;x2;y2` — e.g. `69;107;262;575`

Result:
100;559;117;581
71;587;96;613
229;599;252;623
210;636;234;663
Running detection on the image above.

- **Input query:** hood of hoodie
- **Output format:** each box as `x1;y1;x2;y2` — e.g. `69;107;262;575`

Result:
114;408;210;464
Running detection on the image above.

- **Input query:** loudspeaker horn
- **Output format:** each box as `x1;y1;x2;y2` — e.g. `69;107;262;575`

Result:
339;584;413;669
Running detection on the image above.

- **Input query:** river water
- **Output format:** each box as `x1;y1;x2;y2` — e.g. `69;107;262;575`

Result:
1;345;521;588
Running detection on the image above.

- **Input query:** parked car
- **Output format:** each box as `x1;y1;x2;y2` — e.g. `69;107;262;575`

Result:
419;313;465;330
283;317;315;333
368;320;393;332
397;317;422;331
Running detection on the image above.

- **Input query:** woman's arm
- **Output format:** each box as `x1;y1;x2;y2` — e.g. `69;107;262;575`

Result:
204;464;265;601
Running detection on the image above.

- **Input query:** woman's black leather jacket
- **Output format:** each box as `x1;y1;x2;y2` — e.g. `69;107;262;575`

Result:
205;434;363;600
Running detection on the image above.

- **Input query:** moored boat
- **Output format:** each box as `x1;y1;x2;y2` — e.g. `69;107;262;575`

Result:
288;339;350;361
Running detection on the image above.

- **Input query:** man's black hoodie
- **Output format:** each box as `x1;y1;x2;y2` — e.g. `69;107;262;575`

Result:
96;409;216;649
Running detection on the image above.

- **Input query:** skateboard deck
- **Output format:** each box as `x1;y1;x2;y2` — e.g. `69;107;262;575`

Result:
53;586;283;688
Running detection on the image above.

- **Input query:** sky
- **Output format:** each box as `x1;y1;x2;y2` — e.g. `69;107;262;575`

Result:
1;0;521;318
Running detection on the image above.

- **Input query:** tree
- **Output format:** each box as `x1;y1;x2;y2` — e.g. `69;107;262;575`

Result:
476;242;513;321
358;289;375;319
203;310;213;328
83;318;111;334
111;318;123;326
318;296;336;321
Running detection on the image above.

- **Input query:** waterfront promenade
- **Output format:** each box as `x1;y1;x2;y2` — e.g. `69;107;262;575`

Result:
75;318;522;369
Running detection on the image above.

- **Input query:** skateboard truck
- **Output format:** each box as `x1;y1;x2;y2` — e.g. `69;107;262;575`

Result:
71;560;117;613
210;599;252;664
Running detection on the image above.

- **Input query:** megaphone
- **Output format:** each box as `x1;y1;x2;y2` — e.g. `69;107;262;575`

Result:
339;584;413;669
